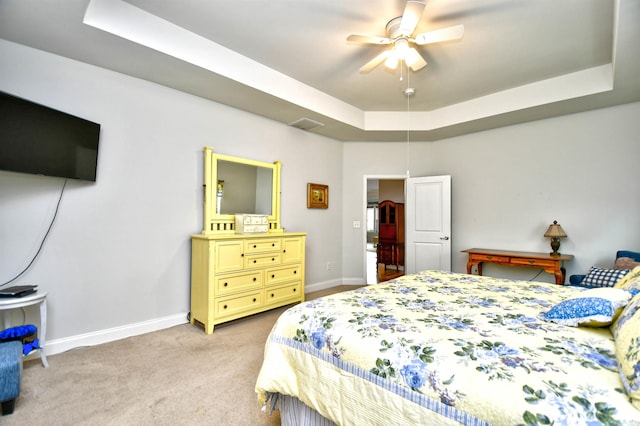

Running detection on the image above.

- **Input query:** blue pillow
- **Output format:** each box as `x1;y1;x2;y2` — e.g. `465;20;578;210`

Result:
542;287;632;327
580;267;630;288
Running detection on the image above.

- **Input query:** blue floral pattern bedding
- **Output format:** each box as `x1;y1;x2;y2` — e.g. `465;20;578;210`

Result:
256;271;640;425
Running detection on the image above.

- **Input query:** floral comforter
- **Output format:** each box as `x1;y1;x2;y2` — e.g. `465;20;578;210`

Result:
255;271;640;425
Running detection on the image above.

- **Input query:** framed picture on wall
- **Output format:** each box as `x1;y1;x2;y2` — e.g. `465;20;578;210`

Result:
307;183;328;209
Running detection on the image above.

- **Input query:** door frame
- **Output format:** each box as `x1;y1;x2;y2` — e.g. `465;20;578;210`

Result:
362;174;407;284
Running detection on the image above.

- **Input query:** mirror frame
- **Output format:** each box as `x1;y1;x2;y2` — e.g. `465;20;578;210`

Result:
202;147;281;234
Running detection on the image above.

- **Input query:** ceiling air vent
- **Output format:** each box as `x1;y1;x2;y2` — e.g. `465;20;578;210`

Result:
288;117;325;131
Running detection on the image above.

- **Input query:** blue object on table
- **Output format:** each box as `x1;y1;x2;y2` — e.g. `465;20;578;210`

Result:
0;325;39;355
0;324;36;342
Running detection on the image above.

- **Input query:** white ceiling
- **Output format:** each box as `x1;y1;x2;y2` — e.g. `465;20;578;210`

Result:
1;0;639;142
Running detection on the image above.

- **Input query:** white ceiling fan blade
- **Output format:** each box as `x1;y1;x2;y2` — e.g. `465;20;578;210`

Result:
347;34;391;45
414;24;464;45
399;1;426;36
359;50;390;73
408;48;427;71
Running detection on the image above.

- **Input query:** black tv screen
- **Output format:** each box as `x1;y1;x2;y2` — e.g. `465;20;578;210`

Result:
0;91;101;182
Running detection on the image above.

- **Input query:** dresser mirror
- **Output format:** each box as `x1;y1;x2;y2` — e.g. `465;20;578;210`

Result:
202;147;281;234
216;160;273;215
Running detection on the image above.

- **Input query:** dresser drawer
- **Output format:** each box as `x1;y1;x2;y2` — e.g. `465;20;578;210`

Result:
265;264;302;286
510;258;556;268
245;253;281;269
469;253;509;263
214;271;262;296
245;239;281;254
215;291;263;319
264;282;301;307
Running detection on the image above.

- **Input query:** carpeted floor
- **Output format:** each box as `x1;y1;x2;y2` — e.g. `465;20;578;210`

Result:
3;285;361;425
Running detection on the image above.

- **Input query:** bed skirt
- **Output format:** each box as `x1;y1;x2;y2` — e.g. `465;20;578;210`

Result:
266;392;336;426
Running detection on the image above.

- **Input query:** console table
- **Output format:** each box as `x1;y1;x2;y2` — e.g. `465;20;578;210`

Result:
0;292;48;367
462;248;573;285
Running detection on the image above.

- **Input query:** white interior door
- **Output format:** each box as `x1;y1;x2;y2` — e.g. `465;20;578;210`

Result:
405;175;452;274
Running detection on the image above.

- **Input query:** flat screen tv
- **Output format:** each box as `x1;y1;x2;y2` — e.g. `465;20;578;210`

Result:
0;91;101;182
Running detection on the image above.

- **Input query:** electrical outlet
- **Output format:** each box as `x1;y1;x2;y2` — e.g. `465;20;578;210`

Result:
352;220;361;229
326;261;332;270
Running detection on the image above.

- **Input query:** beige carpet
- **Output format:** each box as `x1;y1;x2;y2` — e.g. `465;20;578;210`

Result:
4;285;361;426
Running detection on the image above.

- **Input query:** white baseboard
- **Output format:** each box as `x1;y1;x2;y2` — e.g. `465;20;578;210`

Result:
44;313;189;356
305;277;366;294
44;278;368;356
342;277;367;285
304;279;342;293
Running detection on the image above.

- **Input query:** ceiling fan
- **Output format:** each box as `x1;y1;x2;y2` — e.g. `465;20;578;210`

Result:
347;0;464;73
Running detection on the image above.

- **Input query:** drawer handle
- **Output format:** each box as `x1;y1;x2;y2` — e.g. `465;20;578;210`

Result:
253;277;257;282
272;243;275;247
241;253;244;257
283;249;287;253
224;282;228;287
271;293;275;298
253;260;257;264
486;256;492;260
293;288;296;292
293;270;297;274
528;260;535;264
271;274;275;278
272;258;275;262
253;244;257;248
253;298;257;302
223;305;228;309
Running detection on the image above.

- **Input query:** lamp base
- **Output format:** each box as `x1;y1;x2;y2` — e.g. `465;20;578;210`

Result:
549;238;561;257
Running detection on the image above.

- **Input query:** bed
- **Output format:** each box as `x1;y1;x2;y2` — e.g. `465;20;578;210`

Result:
255;270;640;425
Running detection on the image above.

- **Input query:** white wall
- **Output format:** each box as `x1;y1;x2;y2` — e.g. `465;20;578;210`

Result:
343;102;640;283
2;38;639;354
0;40;343;352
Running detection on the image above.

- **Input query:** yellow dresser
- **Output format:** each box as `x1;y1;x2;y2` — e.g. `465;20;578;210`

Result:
190;232;306;334
190;148;306;333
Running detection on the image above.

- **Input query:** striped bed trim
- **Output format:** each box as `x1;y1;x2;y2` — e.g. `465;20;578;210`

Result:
272;393;338;426
270;334;490;426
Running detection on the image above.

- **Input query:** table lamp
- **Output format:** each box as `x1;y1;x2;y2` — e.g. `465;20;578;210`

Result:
544;220;567;256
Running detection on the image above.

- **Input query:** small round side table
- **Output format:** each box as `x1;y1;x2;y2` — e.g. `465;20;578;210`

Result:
0;291;48;368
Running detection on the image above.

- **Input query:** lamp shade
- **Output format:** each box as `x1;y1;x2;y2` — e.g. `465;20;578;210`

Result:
544;220;567;238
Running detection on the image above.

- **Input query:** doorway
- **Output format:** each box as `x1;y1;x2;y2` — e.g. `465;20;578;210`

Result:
364;176;406;284
364;175;452;284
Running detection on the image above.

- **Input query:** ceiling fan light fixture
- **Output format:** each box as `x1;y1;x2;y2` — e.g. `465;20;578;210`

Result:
385;38;413;70
384;49;399;69
395;38;410;57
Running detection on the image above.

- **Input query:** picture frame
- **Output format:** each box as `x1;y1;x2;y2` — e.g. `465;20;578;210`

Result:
307;183;328;209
